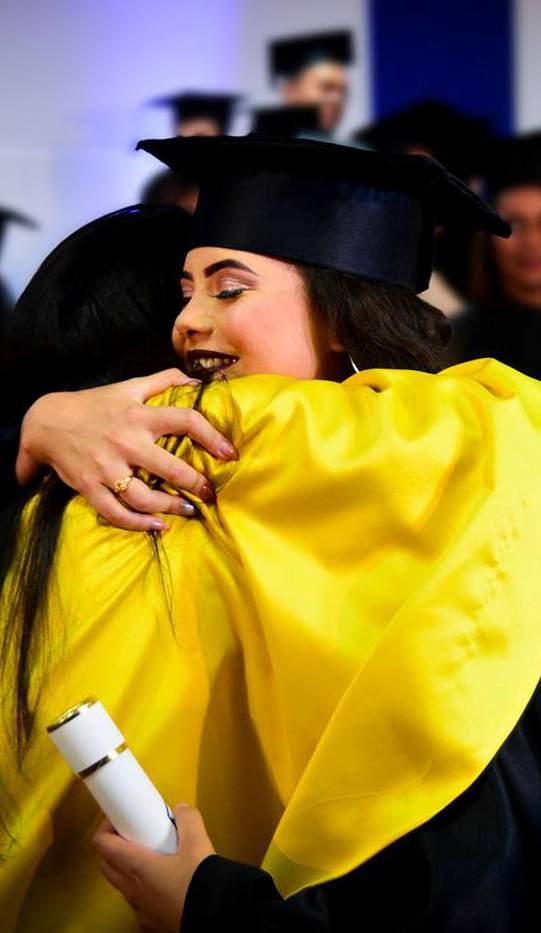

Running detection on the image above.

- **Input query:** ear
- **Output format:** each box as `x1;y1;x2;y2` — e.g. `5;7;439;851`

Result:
329;335;346;353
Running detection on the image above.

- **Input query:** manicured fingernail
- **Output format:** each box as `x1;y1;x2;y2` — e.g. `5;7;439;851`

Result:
150;519;168;531
186;379;201;386
180;501;196;516
199;483;215;503
217;441;238;460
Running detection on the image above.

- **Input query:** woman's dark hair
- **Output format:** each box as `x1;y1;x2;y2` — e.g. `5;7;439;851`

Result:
298;266;451;374
0;204;191;760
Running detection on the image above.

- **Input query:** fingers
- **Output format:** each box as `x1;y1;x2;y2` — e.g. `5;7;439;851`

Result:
130;446;215;502
99;856;130;894
130;369;197;402
142;407;237;460
15;447;41;486
92;824;151;877
116;478;197;518
90;486;172;532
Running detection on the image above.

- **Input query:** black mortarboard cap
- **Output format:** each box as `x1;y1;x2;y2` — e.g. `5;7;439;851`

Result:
269;31;353;80
0;207;37;254
251;105;320;138
353;100;494;181
137;135;509;293
486;131;541;197
151;92;241;133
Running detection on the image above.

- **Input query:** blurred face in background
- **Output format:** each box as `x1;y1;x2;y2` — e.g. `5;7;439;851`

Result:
283;62;348;133
177;118;221;137
492;185;541;305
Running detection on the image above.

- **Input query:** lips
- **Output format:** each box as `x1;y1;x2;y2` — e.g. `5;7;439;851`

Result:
186;349;240;377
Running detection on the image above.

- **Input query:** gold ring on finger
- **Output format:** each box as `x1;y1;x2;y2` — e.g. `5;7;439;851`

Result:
112;473;134;495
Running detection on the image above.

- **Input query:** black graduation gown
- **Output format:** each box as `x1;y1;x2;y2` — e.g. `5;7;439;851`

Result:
452;298;541;380
181;679;541;932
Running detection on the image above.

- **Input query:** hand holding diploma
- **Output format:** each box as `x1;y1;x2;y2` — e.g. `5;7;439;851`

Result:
92;804;216;933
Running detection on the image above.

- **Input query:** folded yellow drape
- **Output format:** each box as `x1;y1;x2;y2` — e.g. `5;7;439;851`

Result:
2;359;541;932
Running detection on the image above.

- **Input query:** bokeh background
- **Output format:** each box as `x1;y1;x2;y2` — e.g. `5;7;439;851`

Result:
0;0;539;298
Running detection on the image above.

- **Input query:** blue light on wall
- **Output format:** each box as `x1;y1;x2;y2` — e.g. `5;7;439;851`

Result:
369;0;513;135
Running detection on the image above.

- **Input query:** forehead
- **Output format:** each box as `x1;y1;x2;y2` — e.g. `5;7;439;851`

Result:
299;61;347;85
184;246;258;268
496;185;541;216
178;117;220;136
183;246;297;278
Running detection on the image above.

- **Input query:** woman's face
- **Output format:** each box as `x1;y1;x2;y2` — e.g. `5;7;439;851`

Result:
174;246;345;380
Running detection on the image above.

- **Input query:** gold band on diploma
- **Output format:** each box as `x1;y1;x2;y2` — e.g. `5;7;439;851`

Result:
77;741;128;780
46;698;97;734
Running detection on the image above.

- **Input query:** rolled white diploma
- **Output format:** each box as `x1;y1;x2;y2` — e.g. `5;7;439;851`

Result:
47;698;178;855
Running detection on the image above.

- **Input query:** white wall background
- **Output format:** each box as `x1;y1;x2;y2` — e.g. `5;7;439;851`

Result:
0;0;371;299
514;0;541;130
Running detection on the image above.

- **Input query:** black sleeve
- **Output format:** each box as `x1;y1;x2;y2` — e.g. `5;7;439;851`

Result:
181;855;329;933
180;682;541;933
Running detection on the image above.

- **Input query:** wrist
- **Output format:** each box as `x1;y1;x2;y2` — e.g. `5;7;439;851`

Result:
17;392;69;481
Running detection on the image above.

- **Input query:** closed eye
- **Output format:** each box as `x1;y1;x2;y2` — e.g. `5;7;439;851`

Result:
214;288;247;300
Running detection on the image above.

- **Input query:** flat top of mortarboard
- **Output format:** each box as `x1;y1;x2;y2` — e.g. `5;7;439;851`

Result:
269;30;354;79
137;134;509;238
353;100;494;180
486;130;541;196
151;91;241;125
251;105;320;138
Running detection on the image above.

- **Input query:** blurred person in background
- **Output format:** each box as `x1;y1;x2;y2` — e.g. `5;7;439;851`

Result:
141;93;241;211
354;100;495;319
268;31;353;136
152;92;241;138
454;131;541;379
0;209;37;340
141;169;199;215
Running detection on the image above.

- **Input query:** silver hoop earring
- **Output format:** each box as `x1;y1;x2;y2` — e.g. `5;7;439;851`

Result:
349;355;360;373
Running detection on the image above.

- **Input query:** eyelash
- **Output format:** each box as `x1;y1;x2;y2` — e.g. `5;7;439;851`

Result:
180;287;247;306
214;288;246;300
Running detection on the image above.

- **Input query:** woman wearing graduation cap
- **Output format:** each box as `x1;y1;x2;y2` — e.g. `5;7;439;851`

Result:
5;136;541;933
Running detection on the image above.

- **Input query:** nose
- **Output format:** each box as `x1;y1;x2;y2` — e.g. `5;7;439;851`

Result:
174;298;215;345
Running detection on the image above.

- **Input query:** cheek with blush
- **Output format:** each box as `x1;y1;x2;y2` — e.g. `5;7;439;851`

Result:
223;292;326;379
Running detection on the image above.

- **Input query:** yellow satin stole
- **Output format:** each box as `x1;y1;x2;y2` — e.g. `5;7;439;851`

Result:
2;359;541;933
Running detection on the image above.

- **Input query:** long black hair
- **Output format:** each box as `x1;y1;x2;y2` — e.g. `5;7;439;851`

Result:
298;266;451;375
0;204;191;760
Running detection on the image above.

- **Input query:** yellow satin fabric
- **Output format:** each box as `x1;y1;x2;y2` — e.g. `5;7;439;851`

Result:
2;359;541;931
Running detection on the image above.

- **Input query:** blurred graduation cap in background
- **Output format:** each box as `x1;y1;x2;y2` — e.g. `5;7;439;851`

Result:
353;100;495;182
485;131;541;198
0;208;37;255
0;208;38;326
269;30;354;81
251;105;320;138
151;91;241;136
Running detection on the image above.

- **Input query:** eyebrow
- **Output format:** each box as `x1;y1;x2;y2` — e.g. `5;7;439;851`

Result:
180;259;259;281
